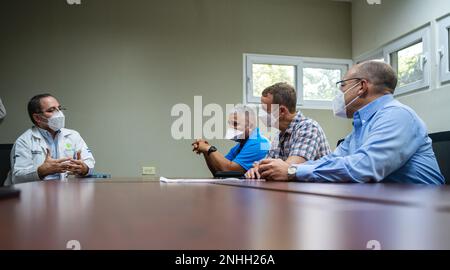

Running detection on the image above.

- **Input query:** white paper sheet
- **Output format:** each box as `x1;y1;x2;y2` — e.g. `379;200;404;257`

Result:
159;176;244;183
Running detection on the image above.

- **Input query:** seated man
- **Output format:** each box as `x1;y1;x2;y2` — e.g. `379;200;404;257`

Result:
192;105;270;176
245;83;331;179
259;61;445;185
0;97;6;119
5;94;95;185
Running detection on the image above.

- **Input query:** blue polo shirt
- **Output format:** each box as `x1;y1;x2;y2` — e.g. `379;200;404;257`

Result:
225;128;270;171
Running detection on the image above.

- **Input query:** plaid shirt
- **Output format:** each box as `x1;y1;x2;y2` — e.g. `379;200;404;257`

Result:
267;112;331;161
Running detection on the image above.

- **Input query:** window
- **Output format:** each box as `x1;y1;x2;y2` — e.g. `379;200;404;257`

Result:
301;60;350;108
303;68;340;101
390;42;424;88
244;54;301;104
438;14;450;84
384;26;431;95
244;54;352;109
252;64;296;98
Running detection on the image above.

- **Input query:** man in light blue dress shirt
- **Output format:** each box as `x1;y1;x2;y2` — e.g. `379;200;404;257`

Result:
258;61;445;185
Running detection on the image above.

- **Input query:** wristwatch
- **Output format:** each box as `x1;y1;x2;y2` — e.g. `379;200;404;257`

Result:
287;165;297;181
207;146;217;156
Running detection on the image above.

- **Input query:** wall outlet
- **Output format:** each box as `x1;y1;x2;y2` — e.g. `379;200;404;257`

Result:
142;166;156;175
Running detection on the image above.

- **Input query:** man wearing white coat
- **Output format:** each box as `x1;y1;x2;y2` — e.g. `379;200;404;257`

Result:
5;94;95;185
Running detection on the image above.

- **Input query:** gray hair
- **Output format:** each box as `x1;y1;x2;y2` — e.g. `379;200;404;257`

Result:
229;104;257;128
355;61;398;93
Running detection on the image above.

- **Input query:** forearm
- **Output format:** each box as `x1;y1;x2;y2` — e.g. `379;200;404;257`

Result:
78;139;95;174
206;151;229;172
285;156;307;165
81;152;95;170
206;151;244;173
294;151;398;183
78;145;95;176
202;154;218;175
81;159;95;176
12;168;41;184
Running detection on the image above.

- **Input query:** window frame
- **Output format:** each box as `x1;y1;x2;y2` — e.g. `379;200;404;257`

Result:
354;49;385;64
438;14;450;84
301;58;352;109
244;54;302;104
383;26;431;96
243;53;352;109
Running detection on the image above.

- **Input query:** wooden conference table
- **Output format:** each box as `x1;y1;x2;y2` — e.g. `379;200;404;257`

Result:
1;177;450;250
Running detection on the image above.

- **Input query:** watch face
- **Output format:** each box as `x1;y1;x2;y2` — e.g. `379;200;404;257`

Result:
208;146;217;155
288;166;297;175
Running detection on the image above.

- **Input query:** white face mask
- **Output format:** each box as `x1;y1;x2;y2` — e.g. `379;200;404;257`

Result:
332;82;362;119
258;109;278;129
44;110;65;131
225;128;245;142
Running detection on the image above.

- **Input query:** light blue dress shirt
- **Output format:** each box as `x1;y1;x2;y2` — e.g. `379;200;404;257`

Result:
295;95;445;185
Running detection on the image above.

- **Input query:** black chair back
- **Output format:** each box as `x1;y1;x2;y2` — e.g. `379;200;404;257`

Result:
0;144;13;187
429;132;450;185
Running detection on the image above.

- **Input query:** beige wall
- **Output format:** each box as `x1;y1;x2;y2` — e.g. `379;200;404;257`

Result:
0;0;353;178
352;0;450;133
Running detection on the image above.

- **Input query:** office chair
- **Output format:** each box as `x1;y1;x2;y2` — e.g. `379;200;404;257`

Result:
0;144;13;187
429;131;450;185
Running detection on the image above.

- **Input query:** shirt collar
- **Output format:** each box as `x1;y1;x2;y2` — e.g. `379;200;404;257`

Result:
247;127;261;140
37;127;61;141
32;126;62;140
354;95;394;124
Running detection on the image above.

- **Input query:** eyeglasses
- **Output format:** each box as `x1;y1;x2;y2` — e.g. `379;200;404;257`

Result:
39;106;67;114
335;78;364;88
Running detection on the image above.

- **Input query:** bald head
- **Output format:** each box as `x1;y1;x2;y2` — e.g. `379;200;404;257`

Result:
350;61;398;94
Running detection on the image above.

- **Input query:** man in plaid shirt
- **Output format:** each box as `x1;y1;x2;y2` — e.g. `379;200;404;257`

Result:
246;83;331;179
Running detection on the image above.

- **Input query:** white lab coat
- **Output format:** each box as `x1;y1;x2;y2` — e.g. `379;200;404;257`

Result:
4;126;95;186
